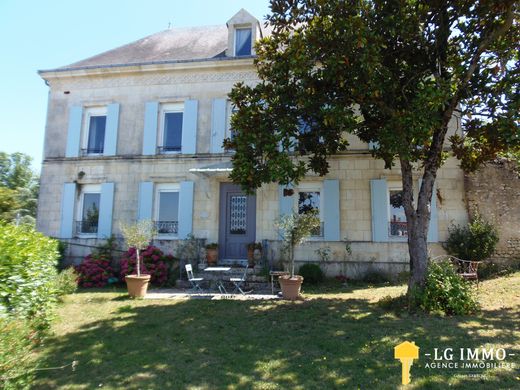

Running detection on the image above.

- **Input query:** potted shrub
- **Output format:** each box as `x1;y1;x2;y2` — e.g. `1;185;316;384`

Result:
275;211;320;300
120;220;156;298
205;242;219;266
246;242;262;266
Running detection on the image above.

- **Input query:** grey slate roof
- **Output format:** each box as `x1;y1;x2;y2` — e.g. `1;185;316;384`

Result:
58;25;230;71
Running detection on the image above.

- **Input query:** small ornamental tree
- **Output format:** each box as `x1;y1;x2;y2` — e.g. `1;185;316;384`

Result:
275;211;320;278
227;0;519;297
120;220;156;277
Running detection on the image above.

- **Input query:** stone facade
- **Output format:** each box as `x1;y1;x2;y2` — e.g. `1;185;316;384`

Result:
37;10;470;278
465;160;520;261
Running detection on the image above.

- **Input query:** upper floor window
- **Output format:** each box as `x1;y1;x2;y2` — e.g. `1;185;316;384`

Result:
158;103;183;154
154;184;180;236
82;107;107;155
227;101;238;141
235;28;252;56
389;186;407;237
76;184;101;236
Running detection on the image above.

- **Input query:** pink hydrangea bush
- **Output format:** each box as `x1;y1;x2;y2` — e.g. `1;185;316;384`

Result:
119;246;176;286
75;254;116;288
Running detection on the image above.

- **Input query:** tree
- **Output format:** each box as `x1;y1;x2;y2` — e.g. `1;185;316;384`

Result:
0;152;39;223
226;0;519;296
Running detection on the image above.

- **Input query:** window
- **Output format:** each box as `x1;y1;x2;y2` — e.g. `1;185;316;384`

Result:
82;107;107;155
235;28;252;56
154;184;180;236
297;183;323;237
226;101;239;148
76;185;101;236
158;103;183;153
389;187;407;237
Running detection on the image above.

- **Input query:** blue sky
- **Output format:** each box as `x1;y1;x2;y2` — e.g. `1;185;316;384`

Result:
0;0;270;172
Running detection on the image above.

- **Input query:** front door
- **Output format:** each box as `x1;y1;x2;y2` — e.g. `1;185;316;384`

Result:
218;183;256;260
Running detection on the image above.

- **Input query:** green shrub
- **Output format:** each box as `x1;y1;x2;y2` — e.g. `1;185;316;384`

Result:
413;260;479;315
54;267;78;296
445;214;499;261
0;318;37;390
478;259;520;280
362;270;392;284
0;223;59;324
298;263;325;284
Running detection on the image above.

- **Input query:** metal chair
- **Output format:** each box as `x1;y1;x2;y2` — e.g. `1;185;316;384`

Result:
185;264;204;293
230;265;249;295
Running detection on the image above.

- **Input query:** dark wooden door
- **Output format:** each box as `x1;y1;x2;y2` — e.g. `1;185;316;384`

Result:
218;183;256;260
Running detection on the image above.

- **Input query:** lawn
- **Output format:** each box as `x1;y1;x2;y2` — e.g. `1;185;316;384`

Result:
34;273;520;389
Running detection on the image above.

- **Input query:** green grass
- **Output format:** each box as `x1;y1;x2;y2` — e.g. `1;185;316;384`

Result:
33;274;520;389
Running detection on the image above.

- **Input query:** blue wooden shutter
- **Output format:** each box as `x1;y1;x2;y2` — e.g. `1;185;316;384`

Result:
60;183;76;238
182;100;198;154
98;183;115;238
419;179;438;242
143;102;158;155
137;182;154;221
178;181;194;239
65;106;82;157
370;179;389;242
278;184;294;217
323;179;340;241
210;98;227;153
103;103;119;156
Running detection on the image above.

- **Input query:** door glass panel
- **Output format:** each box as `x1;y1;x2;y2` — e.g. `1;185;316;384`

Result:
229;195;247;234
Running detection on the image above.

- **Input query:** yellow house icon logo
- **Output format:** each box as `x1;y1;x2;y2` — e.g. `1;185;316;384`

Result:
394;341;420;385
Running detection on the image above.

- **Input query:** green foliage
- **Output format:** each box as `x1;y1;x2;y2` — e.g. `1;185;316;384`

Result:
0;223;59;325
176;234;202;262
298;263;325;284
362;270;392;285
445;214;499;261
0;318;36;390
413;260;479;315
53;268;78;296
478;259;520;280
120;220;156;277
275;211;320;277
315;246;332;262
0;152;39;223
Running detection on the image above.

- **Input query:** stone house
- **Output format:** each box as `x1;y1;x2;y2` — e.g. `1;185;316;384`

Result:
37;9;469;278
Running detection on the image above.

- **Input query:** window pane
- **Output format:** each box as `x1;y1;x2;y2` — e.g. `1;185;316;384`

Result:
163;112;183;151
298;191;320;214
159;192;179;221
87;116;106;153
235;28;252;56
389;190;407;236
81;193;100;233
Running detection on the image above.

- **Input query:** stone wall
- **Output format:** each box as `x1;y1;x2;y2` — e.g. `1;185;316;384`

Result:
465;160;520;261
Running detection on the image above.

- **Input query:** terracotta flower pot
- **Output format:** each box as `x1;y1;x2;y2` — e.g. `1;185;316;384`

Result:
278;275;304;300
206;248;218;265
125;274;151;298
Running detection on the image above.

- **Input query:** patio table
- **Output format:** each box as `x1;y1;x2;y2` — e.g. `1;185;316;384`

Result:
203;267;232;294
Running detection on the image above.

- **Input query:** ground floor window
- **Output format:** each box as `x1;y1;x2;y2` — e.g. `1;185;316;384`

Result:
388;186;407;237
76;185;101;236
154;184;179;236
297;183;323;237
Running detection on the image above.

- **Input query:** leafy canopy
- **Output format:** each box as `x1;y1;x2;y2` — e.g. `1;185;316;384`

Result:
226;0;519;190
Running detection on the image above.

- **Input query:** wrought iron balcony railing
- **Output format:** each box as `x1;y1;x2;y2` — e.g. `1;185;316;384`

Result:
80;148;104;156
154;220;179;235
75;220;98;235
389;221;408;237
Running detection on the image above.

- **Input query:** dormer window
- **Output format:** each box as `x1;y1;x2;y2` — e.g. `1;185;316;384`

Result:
235;28;252;56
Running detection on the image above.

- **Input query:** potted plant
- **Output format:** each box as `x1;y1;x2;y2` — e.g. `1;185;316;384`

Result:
246;242;262;266
120;220;156;298
275;211;320;300
205;242;219;266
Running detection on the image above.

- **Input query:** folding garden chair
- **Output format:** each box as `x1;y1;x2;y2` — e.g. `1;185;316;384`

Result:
230;265;249;295
185;264;204;293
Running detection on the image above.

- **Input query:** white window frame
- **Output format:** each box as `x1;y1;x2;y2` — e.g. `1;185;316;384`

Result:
295;182;324;239
76;184;101;237
387;182;408;240
234;26;253;56
81;106;107;156
158;102;184;154
154;183;180;238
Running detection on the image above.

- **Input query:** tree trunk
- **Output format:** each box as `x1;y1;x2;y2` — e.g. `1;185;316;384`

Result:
400;159;437;297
